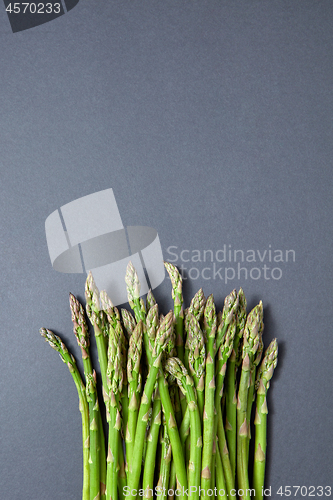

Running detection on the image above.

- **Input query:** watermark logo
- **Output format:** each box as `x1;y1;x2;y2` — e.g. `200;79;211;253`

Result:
3;0;80;33
123;486;271;498
45;188;165;306
166;245;296;284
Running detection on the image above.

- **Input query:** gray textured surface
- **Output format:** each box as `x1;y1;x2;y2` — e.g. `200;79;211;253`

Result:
0;1;332;497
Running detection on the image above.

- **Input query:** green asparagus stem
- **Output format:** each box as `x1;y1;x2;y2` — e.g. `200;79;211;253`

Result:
157;423;172;500
253;339;278;500
159;371;188;497
167;381;183;491
224;288;245;480
164;262;187;437
127;312;174;498
215;289;240;496
215;315;236;496
144;306;188;497
142;390;162;499
98;415;107;500
215;444;228;500
183;288;206;470
171;381;183;428
126;321;143;473
164;262;184;363
184;289;206;370
85;273;108;398
101;290;128;498
246;305;264;465
105;323;124;500
200;295;217;498
216;406;231;497
167;462;176;500
70;293;104;499
167;401;191;498
179;405;190;445
237;303;262;500
87;371;101;500
165;357;202;500
40;328;90;500
186;313;205;421
117;454;127;500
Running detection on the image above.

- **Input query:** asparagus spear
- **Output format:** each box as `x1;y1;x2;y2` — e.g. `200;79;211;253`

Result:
164;262;184;363
142;388;162;499
215;444;228;500
165;357;202;500
85;290;111;488
101;291;129;445
225;288;246;479
70;293;105;500
184;288;206;371
126;321;143;473
179;405;191;445
200;294;217;498
146;289;157;312
145;303;159;349
215;315;236;496
105;321;124;500
104;298;128;500
164;261;187;450
121;308;137;338
183;288;206;472
69;293;91;365
85;273;108;399
188;288;206;320
167;398;192;499
127;312;174;497
202;289;237;497
157;359;188;495
86;371;102;500
237;303;262;500
246;304;264;465
40;328;90;500
253;339;278;500
157;421;172;500
186;313;206;420
125;262;146;323
143;299;188;497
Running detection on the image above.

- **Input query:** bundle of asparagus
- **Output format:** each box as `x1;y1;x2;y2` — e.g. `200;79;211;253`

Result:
40;262;278;500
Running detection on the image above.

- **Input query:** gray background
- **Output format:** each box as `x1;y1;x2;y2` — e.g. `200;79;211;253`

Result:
0;1;332;498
